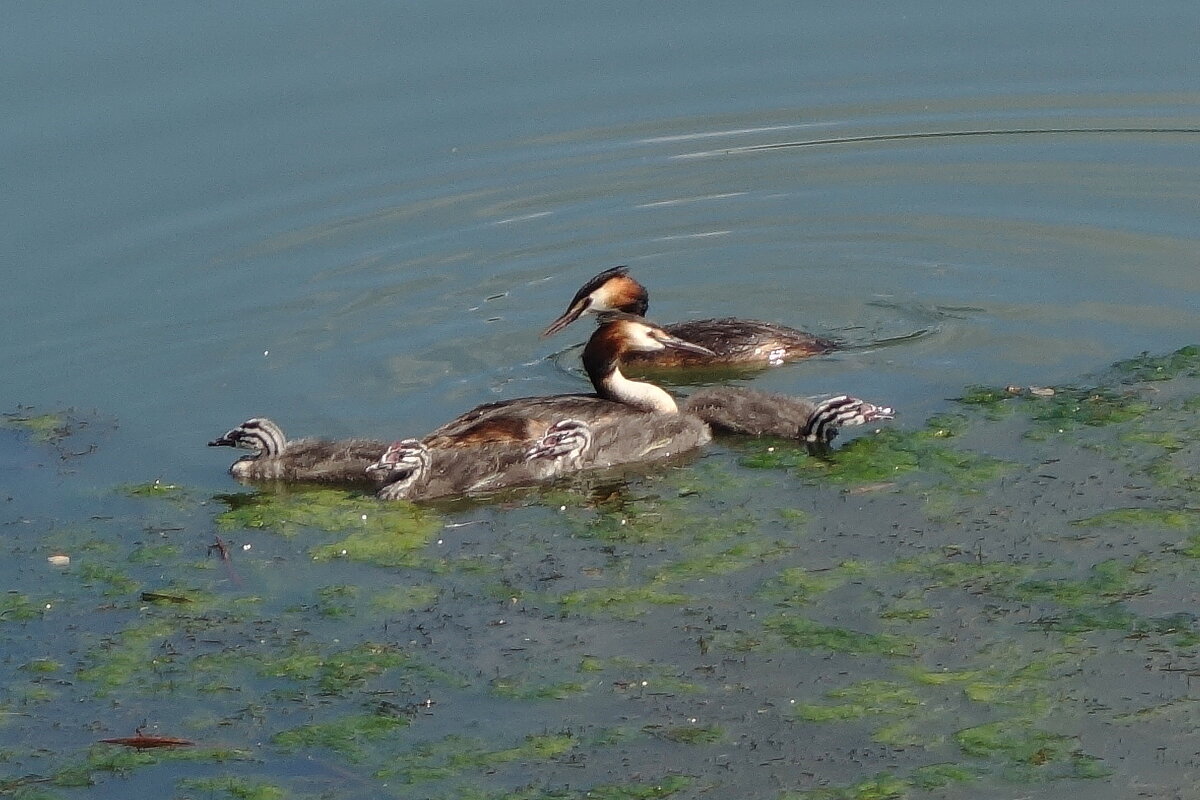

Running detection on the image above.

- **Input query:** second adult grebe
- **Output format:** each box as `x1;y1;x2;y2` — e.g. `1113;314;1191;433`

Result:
208;417;387;483
542;266;837;368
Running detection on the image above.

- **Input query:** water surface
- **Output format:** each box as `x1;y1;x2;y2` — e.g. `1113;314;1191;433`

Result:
2;2;1200;798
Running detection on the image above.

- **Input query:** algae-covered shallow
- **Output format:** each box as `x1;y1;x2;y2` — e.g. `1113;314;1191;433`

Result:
8;0;1200;796
2;344;1199;798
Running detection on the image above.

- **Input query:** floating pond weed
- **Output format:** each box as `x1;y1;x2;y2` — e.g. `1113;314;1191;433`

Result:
646;724;723;744
1010;558;1149;608
581;656;703;695
76;616;177;691
782;772;911;800
649;537;784;585
0;594;43;624
369;583;439;613
954;718;1109;781
2;410;72;442
7;344;1200;798
375;732;577;784
257;642;411;695
75;562;140;597
217;487;433;533
741;413;1012;491
490;676;588;701
956;385;1018;413
176;776;287;800
1024;388;1152;433
117;480;192;503
273;708;411;762
762;616;915;657
760;562;868;607
1071;507;1200;531
782;766;981;799
127;542;183;565
792;680;920;723
556;585;690;619
214;487;442;567
1108;344;1200;382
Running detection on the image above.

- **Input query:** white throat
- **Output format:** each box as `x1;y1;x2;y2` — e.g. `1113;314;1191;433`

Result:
599;365;679;413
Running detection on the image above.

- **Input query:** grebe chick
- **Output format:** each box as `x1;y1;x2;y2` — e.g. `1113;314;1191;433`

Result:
542;266;837;368
682;388;894;444
524;393;893;476
209;417;387;483
525;419;593;468
369;423;591;501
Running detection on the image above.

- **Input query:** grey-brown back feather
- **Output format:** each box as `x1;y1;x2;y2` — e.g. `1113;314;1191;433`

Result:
377;439;548;501
618;319;835;366
572;412;712;468
683;388;894;442
683;387;818;438
379;410;712;501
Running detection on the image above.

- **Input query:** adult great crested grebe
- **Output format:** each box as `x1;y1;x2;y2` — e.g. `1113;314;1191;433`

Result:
208;417;387;483
542;266;837;368
371;314;893;501
370;314;717;501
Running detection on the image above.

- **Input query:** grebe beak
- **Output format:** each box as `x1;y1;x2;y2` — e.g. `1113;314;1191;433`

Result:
541;297;592;337
652;329;716;357
367;440;426;477
208;432;238;447
366;444;403;474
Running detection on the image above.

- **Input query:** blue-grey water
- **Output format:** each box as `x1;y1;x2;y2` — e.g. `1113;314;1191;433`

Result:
3;3;1200;798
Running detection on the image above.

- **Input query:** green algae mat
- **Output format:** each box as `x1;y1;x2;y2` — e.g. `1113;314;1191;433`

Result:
3;346;1200;799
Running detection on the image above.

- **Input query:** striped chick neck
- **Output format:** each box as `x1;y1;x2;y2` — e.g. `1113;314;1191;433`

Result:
225;418;288;457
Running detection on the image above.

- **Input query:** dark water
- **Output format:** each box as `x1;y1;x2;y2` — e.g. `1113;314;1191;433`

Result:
3;3;1200;798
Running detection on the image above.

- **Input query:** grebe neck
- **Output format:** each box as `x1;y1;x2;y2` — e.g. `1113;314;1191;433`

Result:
208;417;288;456
248;419;288;456
580;315;708;413
591;363;679;413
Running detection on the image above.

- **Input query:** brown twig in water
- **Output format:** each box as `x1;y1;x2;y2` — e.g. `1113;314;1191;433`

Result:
100;734;194;749
209;535;231;561
208;534;244;587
